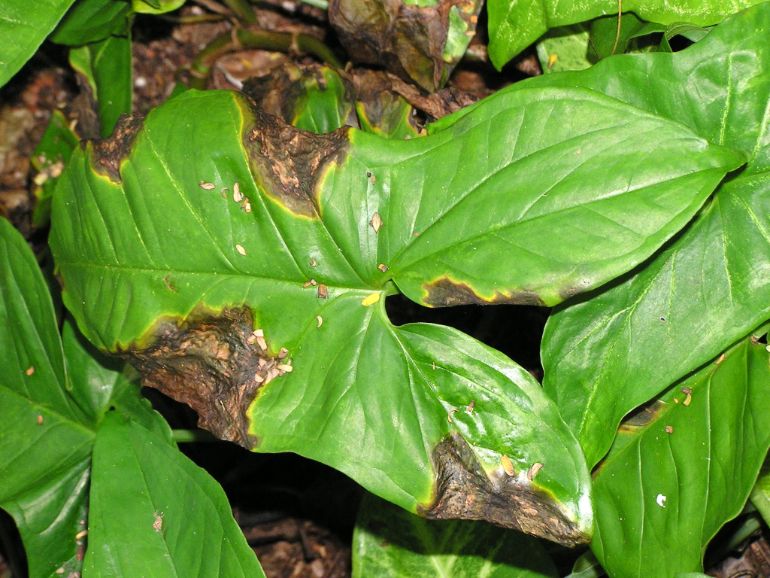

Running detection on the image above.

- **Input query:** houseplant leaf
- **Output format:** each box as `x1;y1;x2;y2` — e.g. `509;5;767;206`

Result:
84;412;265;577
0;217;94;577
69;31;133;138
540;1;770;466
0;218;261;575
591;339;770;576
0;0;77;87
51;0;131;46
352;492;558;577
486;0;764;69
50;79;741;543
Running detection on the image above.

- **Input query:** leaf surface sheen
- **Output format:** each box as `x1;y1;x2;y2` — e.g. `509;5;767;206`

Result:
49;74;744;543
591;339;770;576
352;493;558;578
84;413;265;578
0;0;76;87
0;218;261;576
539;2;770;466
486;0;766;68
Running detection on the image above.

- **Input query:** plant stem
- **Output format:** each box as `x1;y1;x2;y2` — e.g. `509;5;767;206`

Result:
188;27;342;89
223;0;257;24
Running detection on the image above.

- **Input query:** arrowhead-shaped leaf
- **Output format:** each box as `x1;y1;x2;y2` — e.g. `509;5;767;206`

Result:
539;2;770;466
591;339;770;576
0;218;261;575
51;71;742;543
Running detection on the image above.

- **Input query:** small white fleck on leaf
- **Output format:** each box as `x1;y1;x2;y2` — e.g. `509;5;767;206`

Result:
199;181;216;190
235;244;247;256
656;494;667;508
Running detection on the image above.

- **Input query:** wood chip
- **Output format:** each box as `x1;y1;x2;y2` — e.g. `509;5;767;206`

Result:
370;212;383;233
501;455;515;477
664;425;674;434
277;364;293;373
241;198;251;213
317;284;328;299
527;462;543;480
278;347;289;359
235;244;247;256
36;415;43;425
377;263;388;272
683;392;692;407
254;373;264;384
316;315;323;328
153;512;163;532
25;366;35;376
258;358;267;368
199;181;216;190
465;400;475;415
233;182;243;202
304;279;318;288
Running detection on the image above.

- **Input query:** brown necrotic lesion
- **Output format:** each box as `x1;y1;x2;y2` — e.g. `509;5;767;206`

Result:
125;306;285;448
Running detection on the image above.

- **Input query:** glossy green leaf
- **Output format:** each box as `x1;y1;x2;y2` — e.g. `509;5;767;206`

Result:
69;32;133;138
751;457;770;525
591;339;770;576
292;67;352;134
31;110;79;228
535;26;591;73
49;72;744;542
0;0;76;87
51;0;131;46
0;217;93;577
539;2;770;466
84;412;265;577
352;492;558;577
486;0;764;68
0;218;261;574
132;0;185;14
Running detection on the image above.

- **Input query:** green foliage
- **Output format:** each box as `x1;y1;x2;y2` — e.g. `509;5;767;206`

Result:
0;0;77;87
538;2;770;468
3;0;770;575
0;219;263;577
487;0;764;69
352;493;558;577
591;339;770;575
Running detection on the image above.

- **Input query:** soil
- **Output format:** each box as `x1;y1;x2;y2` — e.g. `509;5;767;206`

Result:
2;2;767;577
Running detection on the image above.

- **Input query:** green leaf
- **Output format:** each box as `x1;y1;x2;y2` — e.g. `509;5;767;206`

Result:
591;339;770;576
486;0;764;68
0;0;77;87
535;26;592;73
31;110;80;228
539;1;770;466
588;13;647;60
751;456;770;525
0;217;93;577
352;492;558;577
69;32;133;137
84;412;265;577
49;78;743;543
51;0;131;46
132;0;185;14
0;218;261;574
291;66;352;134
